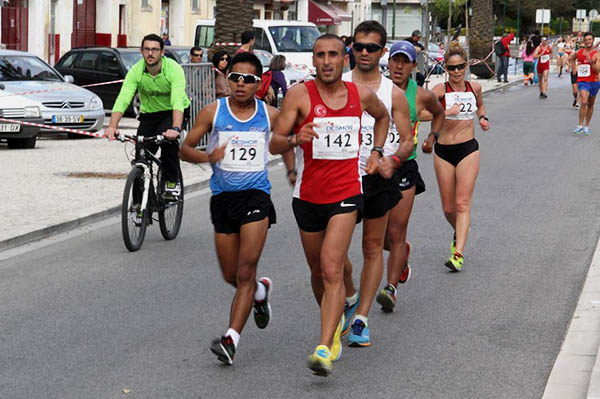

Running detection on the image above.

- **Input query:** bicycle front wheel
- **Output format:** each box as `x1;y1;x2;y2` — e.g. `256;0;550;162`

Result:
159;167;184;240
121;167;149;252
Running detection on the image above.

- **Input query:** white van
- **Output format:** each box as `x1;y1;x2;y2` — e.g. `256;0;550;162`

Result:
194;19;321;71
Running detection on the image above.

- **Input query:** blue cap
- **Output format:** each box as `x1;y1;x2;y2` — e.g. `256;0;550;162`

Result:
389;41;417;62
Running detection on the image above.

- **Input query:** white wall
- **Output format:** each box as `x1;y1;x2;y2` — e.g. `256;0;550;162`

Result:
28;0;48;58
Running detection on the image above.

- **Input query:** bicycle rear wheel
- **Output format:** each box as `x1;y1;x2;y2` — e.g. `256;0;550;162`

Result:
159;166;184;240
121;167;149;251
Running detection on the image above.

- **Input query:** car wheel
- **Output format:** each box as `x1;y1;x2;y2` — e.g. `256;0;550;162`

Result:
132;93;141;118
7;136;36;149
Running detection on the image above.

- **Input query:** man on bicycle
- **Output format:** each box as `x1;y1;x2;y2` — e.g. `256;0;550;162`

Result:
105;33;190;198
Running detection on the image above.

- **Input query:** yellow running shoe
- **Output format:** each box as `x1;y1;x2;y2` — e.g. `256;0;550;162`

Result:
330;314;344;362
445;253;464;272
307;345;332;377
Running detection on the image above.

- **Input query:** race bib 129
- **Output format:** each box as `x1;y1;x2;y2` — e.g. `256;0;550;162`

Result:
218;130;265;172
312;117;360;160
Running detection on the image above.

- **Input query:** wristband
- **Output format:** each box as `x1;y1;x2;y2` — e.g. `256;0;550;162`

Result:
371;146;384;157
287;169;297;176
171;126;181;133
288;134;296;148
391;155;402;168
479;115;489;122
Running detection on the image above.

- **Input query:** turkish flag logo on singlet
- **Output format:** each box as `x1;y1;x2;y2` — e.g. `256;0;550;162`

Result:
314;105;327;117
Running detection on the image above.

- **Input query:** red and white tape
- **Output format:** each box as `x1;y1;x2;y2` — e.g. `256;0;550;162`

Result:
1;79;124;98
214;42;241;47
0;117;105;138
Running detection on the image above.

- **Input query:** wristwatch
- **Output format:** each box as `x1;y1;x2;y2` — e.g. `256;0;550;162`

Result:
371;146;384;157
479;115;489;122
171;126;182;133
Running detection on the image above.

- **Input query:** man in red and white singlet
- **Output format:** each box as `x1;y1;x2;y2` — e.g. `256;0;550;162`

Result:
569;32;600;135
534;37;552;98
270;33;390;376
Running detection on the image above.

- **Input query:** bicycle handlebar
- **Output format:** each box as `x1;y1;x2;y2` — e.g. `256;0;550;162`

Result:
116;133;166;144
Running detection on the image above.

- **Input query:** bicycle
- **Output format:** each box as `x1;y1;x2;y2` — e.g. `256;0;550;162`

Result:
117;133;184;252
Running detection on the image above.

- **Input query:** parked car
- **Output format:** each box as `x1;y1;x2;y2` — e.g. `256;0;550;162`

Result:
0;50;104;138
253;49;311;87
0;90;44;149
55;46;194;117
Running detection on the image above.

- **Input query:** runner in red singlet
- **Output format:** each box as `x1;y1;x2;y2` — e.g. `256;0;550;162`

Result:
569;32;600;135
534;37;552;99
270;34;390;377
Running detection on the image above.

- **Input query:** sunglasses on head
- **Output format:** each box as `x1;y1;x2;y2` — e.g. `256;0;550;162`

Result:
227;72;261;84
446;63;467;71
352;42;383;53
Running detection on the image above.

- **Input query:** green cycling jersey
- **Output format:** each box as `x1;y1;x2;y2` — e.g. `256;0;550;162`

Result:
112;56;190;114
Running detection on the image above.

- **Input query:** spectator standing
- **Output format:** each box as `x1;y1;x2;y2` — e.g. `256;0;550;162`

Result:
496;32;515;83
236;31;255;55
189;46;203;63
404;30;426;86
345;36;356;70
212;50;231;98
162;33;172;46
268;55;288;97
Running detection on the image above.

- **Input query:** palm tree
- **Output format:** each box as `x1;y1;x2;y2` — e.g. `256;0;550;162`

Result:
210;0;254;59
469;0;494;74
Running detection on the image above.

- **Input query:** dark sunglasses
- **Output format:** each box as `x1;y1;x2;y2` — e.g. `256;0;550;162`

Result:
352;42;383;53
220;56;229;61
191;53;203;57
227;72;261;84
446;63;467;71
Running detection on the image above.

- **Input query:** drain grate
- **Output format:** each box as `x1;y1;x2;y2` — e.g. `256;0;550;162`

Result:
67;172;127;179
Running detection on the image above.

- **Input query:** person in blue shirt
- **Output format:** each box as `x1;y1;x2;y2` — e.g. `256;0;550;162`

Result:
181;52;281;366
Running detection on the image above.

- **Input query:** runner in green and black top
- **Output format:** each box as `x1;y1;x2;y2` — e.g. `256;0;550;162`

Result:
105;33;191;197
376;41;445;312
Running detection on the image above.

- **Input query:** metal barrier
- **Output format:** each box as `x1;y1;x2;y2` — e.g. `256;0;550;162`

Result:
182;63;215;149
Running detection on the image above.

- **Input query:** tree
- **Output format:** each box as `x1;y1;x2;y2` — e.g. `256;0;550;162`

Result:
470;0;493;61
210;0;254;59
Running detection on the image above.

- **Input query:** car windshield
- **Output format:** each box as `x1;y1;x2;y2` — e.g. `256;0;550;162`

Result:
0;55;63;82
121;52;143;70
269;26;321;52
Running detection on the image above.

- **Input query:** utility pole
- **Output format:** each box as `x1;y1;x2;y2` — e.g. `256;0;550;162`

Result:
502;0;507;32
516;0;521;41
392;0;397;40
447;0;452;47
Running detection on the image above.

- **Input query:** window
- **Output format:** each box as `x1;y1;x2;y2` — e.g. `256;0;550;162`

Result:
141;0;151;11
269;26;321;52
191;0;199;12
76;52;99;70
55;52;79;69
97;52;121;75
253;28;272;53
195;25;214;48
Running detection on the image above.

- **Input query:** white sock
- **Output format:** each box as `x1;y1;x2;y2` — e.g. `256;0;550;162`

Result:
345;292;358;306
355;315;368;328
225;328;240;348
254;280;267;302
577;125;583;129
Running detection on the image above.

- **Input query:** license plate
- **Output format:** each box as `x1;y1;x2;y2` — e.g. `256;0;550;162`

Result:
52;115;83;123
0;123;21;132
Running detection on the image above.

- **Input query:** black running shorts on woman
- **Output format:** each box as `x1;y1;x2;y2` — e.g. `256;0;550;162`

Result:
434;138;479;167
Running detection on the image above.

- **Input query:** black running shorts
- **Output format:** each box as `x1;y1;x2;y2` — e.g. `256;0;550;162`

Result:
292;195;363;233
210;189;276;234
362;174;402;219
395;159;426;195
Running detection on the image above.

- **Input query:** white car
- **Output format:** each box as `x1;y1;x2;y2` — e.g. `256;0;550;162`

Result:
0;90;43;148
0;50;105;138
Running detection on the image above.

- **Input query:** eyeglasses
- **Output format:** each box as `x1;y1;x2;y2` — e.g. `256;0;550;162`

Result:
220;57;229;62
227;72;261;84
352;42;384;53
142;47;161;53
191;53;203;57
446;63;467;71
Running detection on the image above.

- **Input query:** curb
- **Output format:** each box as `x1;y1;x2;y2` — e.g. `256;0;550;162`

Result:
0;158;283;252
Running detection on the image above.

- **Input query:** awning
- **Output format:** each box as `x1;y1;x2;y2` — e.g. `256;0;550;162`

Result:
308;0;352;26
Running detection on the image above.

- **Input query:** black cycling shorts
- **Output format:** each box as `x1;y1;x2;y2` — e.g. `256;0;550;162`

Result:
210;189;276;234
292;195;363;233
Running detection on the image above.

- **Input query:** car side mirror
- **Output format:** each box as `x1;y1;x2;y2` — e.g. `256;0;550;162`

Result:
64;75;75;83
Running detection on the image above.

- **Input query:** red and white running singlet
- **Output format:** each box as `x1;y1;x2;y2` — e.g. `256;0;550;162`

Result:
293;80;363;204
576;48;598;82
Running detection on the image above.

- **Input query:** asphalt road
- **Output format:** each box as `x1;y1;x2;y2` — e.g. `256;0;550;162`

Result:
2;75;600;399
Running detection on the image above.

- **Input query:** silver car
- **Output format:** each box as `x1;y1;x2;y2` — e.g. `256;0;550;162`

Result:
0;50;104;136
